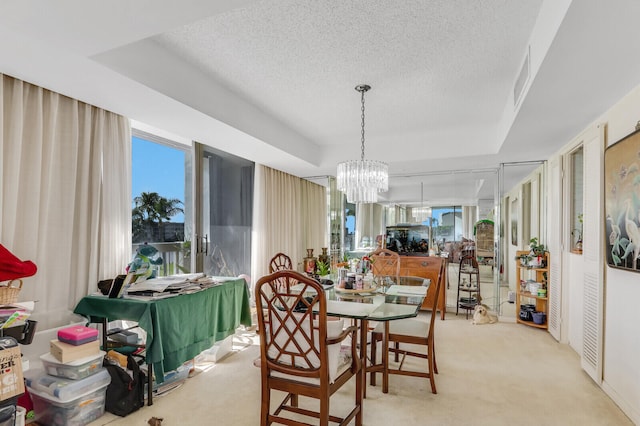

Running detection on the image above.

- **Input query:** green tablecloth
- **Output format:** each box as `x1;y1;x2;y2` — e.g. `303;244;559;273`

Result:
73;278;251;382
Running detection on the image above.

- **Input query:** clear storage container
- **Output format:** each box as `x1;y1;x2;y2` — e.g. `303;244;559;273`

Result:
28;381;108;426
25;368;110;401
40;351;105;380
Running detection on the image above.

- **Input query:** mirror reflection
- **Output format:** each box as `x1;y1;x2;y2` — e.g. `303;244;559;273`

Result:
336;163;543;319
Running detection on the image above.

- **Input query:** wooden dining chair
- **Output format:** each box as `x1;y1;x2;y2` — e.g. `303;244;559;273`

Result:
369;258;445;394
368;248;400;289
269;252;293;273
255;270;363;426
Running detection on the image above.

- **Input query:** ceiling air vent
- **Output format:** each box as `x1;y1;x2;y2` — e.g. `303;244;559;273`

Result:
513;46;530;108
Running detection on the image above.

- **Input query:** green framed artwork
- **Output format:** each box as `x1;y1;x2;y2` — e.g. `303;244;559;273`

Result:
604;127;640;272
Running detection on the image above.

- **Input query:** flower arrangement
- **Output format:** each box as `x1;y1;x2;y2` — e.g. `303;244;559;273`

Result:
358;256;372;274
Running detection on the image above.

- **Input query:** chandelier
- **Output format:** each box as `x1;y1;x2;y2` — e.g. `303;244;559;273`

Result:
336;84;388;203
412;182;432;222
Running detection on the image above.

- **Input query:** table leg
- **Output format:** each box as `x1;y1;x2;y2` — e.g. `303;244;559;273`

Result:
147;363;153;406
101;318;108;352
360;319;368;399
382;321;389;394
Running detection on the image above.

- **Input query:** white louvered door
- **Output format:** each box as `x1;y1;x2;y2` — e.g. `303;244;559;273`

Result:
581;127;605;383
547;158;562;341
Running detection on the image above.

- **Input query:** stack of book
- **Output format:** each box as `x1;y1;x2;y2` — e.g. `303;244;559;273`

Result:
0;301;34;330
124;273;223;299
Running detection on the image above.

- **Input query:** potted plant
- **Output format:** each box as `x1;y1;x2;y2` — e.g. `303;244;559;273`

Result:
316;260;331;276
515;252;533;267
528;238;547;267
515;238;547;267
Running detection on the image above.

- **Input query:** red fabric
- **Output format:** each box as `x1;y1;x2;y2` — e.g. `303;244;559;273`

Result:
0;244;37;282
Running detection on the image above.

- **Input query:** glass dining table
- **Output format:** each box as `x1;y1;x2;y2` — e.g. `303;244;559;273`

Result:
302;277;430;395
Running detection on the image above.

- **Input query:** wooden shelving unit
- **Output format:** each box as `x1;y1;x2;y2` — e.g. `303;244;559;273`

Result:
515;250;549;329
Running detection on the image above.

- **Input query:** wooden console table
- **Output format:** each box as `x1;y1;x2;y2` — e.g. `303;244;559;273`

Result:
398;256;447;319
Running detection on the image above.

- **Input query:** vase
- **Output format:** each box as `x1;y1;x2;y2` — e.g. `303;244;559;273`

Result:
303;249;317;274
318;247;329;267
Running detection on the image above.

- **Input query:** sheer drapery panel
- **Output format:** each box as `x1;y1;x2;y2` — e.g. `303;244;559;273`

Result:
356;203;383;249
462;205;478;240
252;165;327;285
0;74;130;328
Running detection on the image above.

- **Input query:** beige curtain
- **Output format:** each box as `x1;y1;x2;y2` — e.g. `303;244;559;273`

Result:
462;205;478;239
355;203;384;250
0;74;131;328
252;165;327;285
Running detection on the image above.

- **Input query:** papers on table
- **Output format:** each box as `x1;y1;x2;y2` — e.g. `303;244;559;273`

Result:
125;273;227;299
385;285;428;297
290;282;335;294
127;273;205;292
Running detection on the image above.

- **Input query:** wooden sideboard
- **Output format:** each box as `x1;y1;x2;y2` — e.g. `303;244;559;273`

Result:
399;255;447;320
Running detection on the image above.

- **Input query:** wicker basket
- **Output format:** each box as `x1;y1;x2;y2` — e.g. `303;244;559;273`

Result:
0;279;22;305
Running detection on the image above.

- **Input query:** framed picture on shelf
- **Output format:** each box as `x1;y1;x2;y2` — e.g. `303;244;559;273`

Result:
604;127;640;272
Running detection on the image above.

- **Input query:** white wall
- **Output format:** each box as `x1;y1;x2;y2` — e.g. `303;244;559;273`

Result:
505;84;640;423
550;84;640;424
598;88;640;423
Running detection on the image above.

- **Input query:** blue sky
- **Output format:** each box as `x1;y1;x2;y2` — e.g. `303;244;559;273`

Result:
132;136;185;223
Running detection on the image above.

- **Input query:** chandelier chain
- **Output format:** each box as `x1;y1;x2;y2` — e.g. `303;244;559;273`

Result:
336;83;387;204
360;89;366;161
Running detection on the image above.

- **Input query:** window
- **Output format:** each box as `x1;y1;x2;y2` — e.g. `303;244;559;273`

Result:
131;130;191;274
432;206;462;242
344;201;356;251
569;146;584;251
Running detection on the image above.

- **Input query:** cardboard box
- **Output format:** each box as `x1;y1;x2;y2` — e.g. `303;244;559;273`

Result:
0;337;24;401
49;339;100;364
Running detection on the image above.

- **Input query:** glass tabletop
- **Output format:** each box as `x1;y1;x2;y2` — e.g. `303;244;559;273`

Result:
307;280;429;321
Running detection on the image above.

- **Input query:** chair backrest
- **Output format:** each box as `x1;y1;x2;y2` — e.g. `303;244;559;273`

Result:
428;259;446;332
255;270;330;379
269;252;293;273
369;248;400;287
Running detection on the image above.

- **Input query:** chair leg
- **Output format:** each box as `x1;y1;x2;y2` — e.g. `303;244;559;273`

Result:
356;354;363;426
319;395;329;426
456;277;460;315
370;332;379;386
261;382;270;426
433;345;438;374
394;341;400;363
428;342;437;394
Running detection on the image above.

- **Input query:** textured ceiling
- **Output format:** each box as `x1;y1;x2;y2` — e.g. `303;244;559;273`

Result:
154;0;541;158
2;1;640;208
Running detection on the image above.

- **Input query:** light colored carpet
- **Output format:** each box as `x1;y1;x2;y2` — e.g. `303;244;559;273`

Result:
88;314;632;426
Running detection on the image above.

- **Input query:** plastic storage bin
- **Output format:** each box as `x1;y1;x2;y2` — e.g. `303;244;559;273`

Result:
0;404;15;426
40;351;105;380
14;406;25;426
28;380;109;426
25;368;110;401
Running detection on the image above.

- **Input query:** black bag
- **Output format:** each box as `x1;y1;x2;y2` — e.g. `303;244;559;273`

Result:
103;355;146;416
